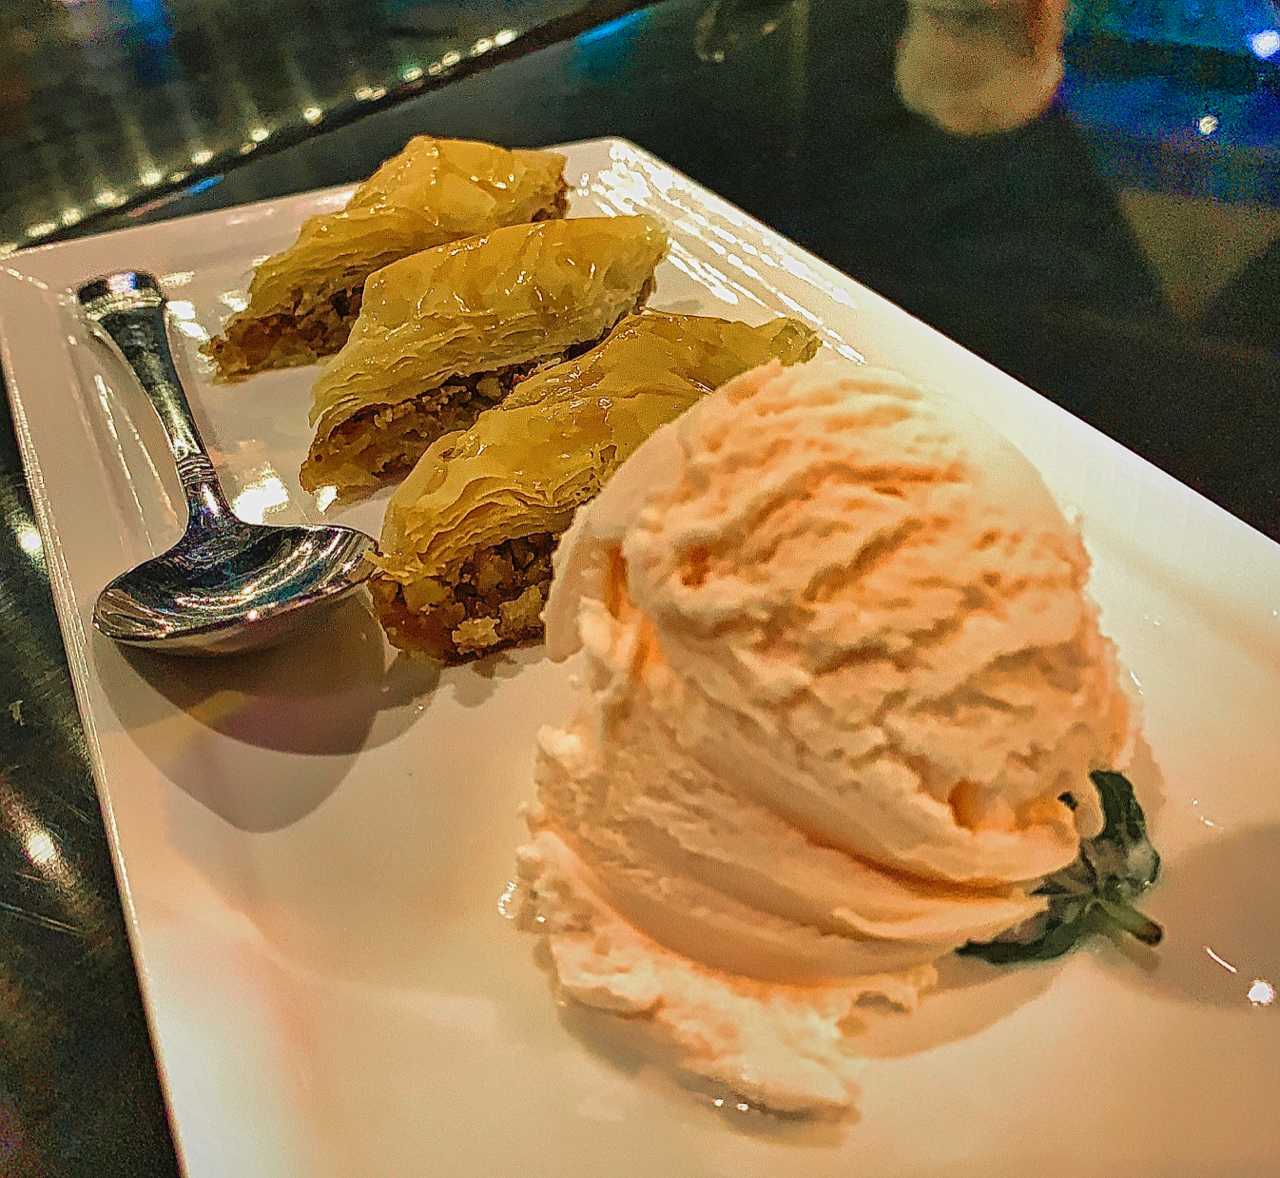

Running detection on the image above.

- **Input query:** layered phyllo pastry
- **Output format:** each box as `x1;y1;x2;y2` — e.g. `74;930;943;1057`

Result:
300;214;669;497
202;136;568;379
370;311;819;661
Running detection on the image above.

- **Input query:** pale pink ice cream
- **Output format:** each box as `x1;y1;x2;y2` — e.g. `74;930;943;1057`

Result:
518;360;1131;1113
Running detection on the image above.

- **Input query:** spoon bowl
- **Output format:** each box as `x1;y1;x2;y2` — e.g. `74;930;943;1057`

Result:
78;270;376;656
94;518;375;654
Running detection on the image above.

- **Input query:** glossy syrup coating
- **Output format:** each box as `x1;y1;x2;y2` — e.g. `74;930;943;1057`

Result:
301;214;670;493
204;136;568;377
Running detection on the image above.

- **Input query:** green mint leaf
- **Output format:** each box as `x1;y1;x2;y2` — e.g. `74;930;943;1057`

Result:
958;770;1162;965
1086;770;1160;899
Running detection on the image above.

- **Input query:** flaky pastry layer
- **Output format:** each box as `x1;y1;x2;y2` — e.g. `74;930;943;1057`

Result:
202;136;568;380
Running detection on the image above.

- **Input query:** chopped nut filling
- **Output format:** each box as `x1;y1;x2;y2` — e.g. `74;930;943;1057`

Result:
202;284;365;380
372;532;558;663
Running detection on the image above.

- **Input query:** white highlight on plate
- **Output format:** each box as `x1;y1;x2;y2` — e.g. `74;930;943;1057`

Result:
1205;946;1238;973
1248;979;1276;1006
232;474;290;524
1190;799;1220;830
167;298;209;341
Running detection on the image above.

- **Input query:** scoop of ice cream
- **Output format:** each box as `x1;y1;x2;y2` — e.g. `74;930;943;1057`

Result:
520;359;1132;1109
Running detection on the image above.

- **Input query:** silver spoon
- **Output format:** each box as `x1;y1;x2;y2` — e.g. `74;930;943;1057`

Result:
78;270;375;655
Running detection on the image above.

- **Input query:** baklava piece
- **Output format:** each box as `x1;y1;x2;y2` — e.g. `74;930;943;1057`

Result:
300;214;668;498
202;136;568;380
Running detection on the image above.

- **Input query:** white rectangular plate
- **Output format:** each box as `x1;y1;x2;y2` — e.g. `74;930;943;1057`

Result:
3;139;1279;1178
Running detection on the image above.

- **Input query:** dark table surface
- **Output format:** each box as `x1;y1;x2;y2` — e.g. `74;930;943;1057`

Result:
1;0;1278;1172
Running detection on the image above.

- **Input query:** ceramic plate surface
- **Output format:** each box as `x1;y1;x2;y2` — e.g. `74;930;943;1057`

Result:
3;139;1279;1178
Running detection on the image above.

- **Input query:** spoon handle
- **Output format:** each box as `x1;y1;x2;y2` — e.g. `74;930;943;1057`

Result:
77;271;232;527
